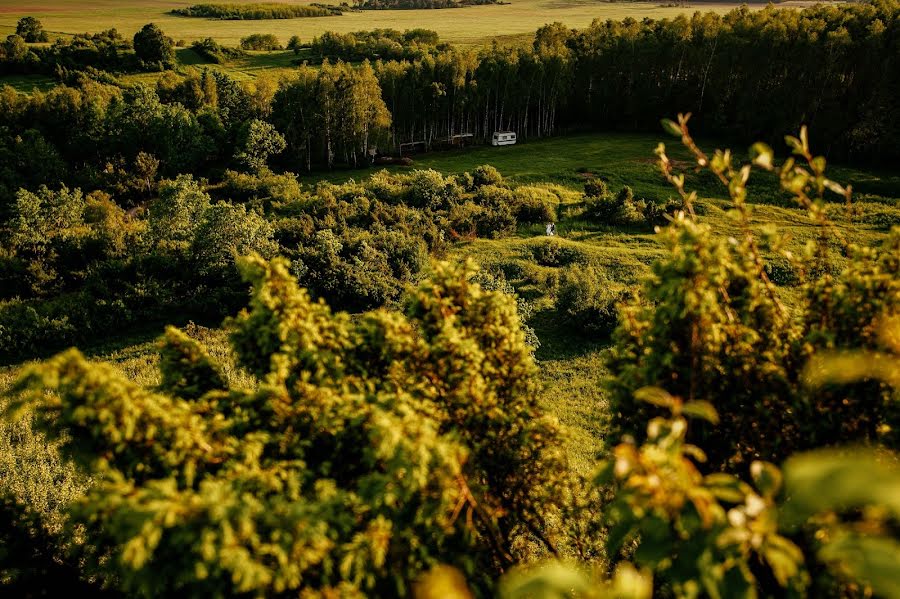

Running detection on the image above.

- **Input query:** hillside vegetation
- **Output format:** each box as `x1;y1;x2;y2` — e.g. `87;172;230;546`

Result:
1;2;899;597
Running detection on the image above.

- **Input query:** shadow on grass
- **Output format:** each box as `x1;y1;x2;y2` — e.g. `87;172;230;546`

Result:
531;306;608;362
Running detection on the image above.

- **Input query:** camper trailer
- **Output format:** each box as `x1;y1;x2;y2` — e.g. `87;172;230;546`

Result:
491;131;517;146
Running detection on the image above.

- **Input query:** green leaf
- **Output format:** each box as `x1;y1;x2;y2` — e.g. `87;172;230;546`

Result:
661;118;682;137
750;461;782;498
705;473;750;503
635;386;676;409
819;532;900;599
762;535;804;586
781;448;900;524
499;562;592;599
682;400;719;424
749;142;774;170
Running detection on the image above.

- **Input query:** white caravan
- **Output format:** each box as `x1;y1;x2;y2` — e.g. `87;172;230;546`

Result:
491;131;517;146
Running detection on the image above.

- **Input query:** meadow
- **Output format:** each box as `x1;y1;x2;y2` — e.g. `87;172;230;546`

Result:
0;0;815;48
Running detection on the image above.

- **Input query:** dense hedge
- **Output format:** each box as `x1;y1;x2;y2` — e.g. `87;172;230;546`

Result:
171;3;345;19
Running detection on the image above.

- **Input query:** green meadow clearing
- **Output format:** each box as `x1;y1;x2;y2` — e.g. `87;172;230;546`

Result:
3;131;897;475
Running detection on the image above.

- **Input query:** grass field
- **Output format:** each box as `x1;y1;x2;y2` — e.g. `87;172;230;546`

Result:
0;0;823;48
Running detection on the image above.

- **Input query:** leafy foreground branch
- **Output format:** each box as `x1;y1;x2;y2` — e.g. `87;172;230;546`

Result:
504;121;900;598
7;258;579;596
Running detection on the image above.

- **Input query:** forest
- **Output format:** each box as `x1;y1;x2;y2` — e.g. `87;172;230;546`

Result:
1;1;899;597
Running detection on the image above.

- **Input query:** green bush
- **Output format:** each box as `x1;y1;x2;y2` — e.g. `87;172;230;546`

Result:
9;258;573;596
583;177;608;198
239;33;282;50
556;264;627;336
511;186;557;224
531;238;581;267
472;164;504;188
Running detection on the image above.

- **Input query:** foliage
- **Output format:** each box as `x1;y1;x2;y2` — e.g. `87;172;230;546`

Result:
608;120;900;470
557;265;627;337
531;238;581;267
234;119;286;172
272;61;391;170
7;258;573;596
171;3;345;19
190;37;246;64
133;23;175;70
310;29;444;63
239;33;282;51
354;0;501;9
16;17;49;43
599;391;808;597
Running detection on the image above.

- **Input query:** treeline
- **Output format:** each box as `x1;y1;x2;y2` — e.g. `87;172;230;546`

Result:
352;0;502;8
170;3;347;19
3;0;900;190
309;28;446;62
1;21;176;74
369;0;900;162
0;164;556;362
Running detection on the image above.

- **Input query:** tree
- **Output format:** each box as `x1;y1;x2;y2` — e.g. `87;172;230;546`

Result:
287;35;302;54
191;203;277;276
133;23;174;70
133;151;159;197
15;17;49;43
148;174;210;247
11;258;573;596
2;35;29;63
234;119;286;172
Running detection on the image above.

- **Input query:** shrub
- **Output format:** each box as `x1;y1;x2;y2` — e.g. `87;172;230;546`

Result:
291;228;426;311
511;186;557;224
583;177;608;198
471;267;540;350
190;37;245;64
608;122;900;471
531;238;581;267
191;202;277;277
15;17;49;43
472;164;503;188
557;265;627;336
9;258;572;596
583;185;648;227
239;33;282;50
133;23;175;69
149;175;211;247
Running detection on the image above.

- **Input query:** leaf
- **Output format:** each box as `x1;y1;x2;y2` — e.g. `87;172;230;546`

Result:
661;118;682;138
784;135;802;153
762;535;804;586
749;142;774;170
498;561;592;599
818;532;900;599
682;400;719;424
781;448;900;524
415;565;474;599
608;563;653;599
750;461;782;498
705;473;751;503
634;387;676;409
